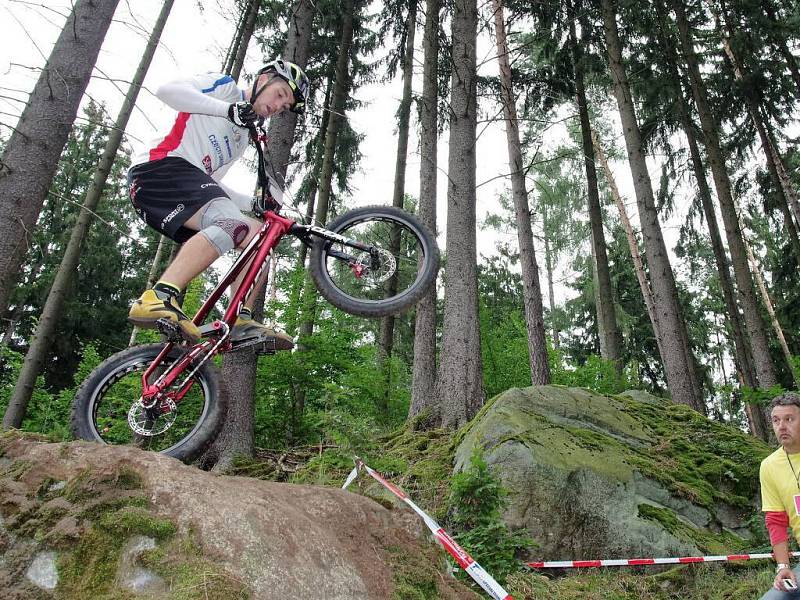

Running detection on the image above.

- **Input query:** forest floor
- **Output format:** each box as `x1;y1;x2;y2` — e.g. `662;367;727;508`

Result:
228;421;779;600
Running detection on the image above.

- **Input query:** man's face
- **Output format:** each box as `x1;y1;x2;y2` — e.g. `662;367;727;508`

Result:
252;75;294;118
772;404;800;450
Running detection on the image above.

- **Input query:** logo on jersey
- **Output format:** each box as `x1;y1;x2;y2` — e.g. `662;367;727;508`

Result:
232;128;242;145
202;155;213;174
200;183;220;189
208;134;224;165
162;203;185;227
223;135;233;159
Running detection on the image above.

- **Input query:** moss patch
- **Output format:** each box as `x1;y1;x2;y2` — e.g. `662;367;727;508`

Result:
637;504;747;554
506;563;776;599
57;505;176;599
139;529;251;599
622;397;768;510
388;545;441;599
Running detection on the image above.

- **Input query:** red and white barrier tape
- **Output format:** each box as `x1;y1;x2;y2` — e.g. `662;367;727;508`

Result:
343;459;513;600
527;551;800;569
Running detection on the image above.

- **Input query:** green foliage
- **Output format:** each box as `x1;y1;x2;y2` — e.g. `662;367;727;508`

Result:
549;349;635;395
4;100;158;392
447;449;535;584
506;563;777;600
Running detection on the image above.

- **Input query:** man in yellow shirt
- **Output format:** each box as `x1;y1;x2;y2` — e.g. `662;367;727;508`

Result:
761;392;800;598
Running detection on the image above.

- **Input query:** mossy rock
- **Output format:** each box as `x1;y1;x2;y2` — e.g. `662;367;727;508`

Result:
454;386;771;561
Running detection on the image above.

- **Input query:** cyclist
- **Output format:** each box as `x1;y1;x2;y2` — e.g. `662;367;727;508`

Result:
127;59;309;350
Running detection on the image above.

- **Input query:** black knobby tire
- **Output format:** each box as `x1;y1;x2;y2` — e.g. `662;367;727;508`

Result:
309;205;440;317
71;343;226;463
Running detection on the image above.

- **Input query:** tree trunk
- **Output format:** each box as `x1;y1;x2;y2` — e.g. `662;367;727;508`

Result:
293;0;356;434
0;0;121;320
206;0;313;467
716;7;800;256
652;0;761;408
492;0;550;385
222;0;249;74
570;2;622;374
229;0;261;81
409;0;441;424
760;0;800;98
741;217;800;388
378;0;418;419
542;201;559;349
592;132;665;362
601;0;704;411
671;0;779;389
3;0;172;429
438;0;483;428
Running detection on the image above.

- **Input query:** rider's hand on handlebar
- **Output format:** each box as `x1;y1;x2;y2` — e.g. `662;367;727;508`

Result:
228;101;258;128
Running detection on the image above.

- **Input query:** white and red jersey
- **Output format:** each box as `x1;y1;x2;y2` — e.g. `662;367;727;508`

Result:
131;73;252;207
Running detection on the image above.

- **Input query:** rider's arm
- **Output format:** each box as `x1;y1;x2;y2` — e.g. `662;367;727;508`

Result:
155;74;244;117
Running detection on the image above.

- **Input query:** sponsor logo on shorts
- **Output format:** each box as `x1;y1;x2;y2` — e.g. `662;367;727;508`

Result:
202;155;213;174
200;182;219;189
223;135;233;159
129;177;141;200
162;203;185;227
208;134;224;165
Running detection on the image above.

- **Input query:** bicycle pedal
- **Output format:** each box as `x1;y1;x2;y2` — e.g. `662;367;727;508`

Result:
230;336;277;355
155;318;192;343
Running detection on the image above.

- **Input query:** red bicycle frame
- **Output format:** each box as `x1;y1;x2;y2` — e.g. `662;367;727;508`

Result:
139;210;297;405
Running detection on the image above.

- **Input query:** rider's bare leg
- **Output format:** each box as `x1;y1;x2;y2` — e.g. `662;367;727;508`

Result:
159;233;219;289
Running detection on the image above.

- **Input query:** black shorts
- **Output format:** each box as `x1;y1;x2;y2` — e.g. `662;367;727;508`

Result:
127;157;230;243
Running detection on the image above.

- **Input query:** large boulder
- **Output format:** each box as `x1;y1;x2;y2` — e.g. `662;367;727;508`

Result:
454;386;770;561
0;435;477;599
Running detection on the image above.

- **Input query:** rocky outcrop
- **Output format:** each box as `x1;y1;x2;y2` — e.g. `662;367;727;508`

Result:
454;386;769;561
0;435;477;599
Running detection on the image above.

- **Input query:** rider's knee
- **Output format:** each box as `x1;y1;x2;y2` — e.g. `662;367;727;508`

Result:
198;198;250;254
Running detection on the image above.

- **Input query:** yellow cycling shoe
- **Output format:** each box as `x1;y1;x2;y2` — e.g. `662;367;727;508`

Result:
128;289;201;342
230;316;294;351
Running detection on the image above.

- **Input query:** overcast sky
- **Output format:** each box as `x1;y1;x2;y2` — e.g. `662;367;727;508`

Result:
1;0;669;308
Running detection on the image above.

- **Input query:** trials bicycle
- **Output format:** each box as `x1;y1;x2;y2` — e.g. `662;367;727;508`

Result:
70;203;439;462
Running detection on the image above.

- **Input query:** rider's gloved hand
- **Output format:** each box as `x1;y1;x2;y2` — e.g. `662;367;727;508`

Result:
228;101;258;128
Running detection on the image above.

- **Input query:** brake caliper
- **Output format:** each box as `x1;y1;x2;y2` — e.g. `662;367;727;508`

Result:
350;262;366;278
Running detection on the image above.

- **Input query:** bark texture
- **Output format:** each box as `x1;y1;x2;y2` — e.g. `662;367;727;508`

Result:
207;0;313;468
293;0;356;430
3;0;170;429
409;0;441;423
652;0;763;433
437;0;483;429
378;0;418;417
671;0;779;389
0;0;121;319
570;3;621;374
601;0;704;411
492;0;550;384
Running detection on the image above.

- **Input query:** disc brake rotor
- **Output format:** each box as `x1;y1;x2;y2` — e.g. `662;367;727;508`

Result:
128;397;177;436
354;247;396;284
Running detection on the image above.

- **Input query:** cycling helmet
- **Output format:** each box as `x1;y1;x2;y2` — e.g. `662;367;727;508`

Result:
251;58;310;114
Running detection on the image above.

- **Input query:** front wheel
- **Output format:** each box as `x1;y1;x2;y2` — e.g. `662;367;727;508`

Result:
310;205;440;317
71;344;226;463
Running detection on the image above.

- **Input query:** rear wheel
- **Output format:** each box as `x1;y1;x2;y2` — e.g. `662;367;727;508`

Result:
71;344;226;463
309;205;439;317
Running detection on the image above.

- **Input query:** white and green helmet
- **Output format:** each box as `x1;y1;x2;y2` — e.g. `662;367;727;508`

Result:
252;58;310;114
